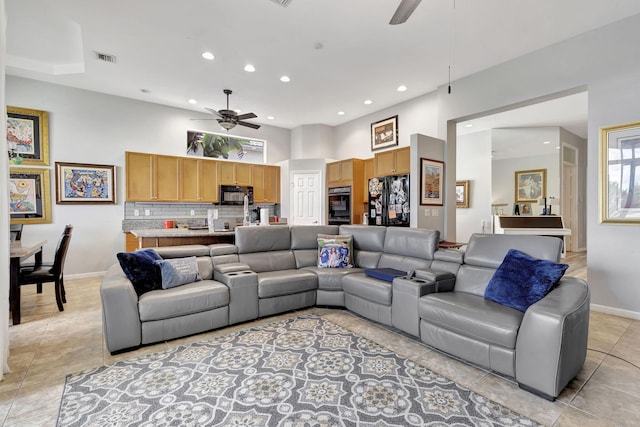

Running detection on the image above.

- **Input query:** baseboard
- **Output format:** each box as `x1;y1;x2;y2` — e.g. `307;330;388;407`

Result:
591;303;640;320
66;271;107;280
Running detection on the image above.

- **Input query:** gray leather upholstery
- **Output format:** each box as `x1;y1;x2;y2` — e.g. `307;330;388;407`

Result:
417;233;589;399
101;226;589;400
154;245;211;258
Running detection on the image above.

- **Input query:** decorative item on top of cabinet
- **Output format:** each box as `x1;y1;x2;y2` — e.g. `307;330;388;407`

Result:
219;161;252;185
253;165;281;203
180;157;219;202
374;146;410;176
125;152;180;202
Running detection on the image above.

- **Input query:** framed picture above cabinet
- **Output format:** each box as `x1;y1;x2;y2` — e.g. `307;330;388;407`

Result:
371;115;398;151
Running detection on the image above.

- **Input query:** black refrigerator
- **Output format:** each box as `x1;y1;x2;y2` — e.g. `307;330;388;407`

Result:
367;175;410;226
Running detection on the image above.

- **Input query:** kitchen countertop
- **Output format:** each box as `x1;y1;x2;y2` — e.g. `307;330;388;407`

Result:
129;229;236;238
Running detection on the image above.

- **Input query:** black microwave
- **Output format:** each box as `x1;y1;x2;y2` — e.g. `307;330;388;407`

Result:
220;185;253;205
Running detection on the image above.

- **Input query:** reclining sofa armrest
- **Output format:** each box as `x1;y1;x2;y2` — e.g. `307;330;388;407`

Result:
515;276;590;399
100;264;142;353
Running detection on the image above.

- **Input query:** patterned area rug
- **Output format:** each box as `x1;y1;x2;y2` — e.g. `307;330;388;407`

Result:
58;314;540;426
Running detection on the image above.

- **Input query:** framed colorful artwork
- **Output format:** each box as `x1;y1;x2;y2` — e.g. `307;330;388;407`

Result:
6;106;50;166
515;168;546;203
599;121;640;224
420;158;444;205
370;115;398;151
55;162;116;204
9;167;52;224
456;180;469;208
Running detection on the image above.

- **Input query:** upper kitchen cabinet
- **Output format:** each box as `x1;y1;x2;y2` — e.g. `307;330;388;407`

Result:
180;157;219;203
363;158;375;195
253;165;281;203
219;161;252;186
126;152;179;201
374;146;410;176
327;159;362;185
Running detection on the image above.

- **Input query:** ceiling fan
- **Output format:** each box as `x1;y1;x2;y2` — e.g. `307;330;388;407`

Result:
200;89;261;130
389;0;422;25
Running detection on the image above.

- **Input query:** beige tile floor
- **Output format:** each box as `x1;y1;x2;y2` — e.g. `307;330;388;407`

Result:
1;252;639;426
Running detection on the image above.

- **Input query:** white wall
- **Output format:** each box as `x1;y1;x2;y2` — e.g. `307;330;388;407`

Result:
290;124;333;160
437;12;640;318
5;76;291;275
333;92;439;160
456;130;492;242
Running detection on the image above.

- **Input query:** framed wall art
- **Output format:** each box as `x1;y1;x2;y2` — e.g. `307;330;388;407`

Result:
456;180;469;208
55;162;116;204
9;167;52;224
6;106;50;166
420;158;444;205
600;121;640;224
515;168;546;203
370;115;398;151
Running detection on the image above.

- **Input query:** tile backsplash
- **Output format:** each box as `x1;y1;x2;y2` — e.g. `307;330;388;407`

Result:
123;202;280;227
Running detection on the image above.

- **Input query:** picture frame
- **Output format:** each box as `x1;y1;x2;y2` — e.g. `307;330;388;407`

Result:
55;162;116;204
6;106;50;166
9;167;52;224
599;121;640;224
456;180;469;208
420;158;444;205
370;115;398;151
520;202;532;215
515;168;546;203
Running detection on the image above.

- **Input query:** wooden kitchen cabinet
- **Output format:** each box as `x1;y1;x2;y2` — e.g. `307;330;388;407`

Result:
219;161;252;185
180;157;219;202
125;152;179;201
374;146;410;176
363;158;375;196
327;159;358;184
253;165;281;203
125;232;139;252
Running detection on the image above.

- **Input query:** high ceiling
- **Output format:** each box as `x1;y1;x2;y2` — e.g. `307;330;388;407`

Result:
6;1;640;130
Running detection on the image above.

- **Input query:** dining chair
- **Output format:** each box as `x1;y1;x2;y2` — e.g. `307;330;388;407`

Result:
10;224;23;241
19;225;73;312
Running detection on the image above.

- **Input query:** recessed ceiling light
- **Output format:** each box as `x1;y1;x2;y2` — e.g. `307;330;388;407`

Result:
234;109;242;114
267;116;275;120
464;123;473;128
337;111;345;116
188;99;197;104
244;64;256;72
280;75;291;83
556;146;561;149
364;99;373;105
202;52;215;60
397;85;407;92
543;141;551;144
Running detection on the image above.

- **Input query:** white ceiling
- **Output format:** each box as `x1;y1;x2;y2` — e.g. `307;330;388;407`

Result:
6;1;640;131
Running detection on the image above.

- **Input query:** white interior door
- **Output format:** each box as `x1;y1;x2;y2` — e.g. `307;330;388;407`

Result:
292;172;321;225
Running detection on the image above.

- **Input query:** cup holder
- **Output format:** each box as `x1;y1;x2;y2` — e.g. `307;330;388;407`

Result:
414;279;426;283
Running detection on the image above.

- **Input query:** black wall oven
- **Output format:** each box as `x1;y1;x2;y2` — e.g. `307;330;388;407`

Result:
328;186;351;225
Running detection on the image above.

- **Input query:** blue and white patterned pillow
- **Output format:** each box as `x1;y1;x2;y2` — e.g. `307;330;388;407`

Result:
154;256;202;289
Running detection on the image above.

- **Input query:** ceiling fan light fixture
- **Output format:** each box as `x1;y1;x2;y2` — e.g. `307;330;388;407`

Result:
218;119;236;130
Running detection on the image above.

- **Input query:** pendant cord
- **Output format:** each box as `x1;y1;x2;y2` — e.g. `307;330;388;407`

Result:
448;0;456;94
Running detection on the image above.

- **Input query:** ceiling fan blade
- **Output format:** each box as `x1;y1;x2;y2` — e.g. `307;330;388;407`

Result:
236;112;257;120
389;0;422;25
238;121;261;129
189;118;218;121
204;107;223;117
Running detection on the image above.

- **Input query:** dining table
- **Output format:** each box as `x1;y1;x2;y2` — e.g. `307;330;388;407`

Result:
9;239;46;325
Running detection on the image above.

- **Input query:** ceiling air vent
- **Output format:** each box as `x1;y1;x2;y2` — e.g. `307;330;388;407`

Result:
94;51;116;63
269;0;292;7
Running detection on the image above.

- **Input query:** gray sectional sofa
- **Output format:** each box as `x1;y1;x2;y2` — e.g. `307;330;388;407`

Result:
101;224;589;400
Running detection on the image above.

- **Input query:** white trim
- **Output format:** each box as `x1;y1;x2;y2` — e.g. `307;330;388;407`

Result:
591;303;640;320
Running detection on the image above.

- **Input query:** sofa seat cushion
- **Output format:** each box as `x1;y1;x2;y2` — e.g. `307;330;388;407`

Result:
342;273;392;306
138;280;229;322
301;266;364;290
418;292;524;349
257;270;318;298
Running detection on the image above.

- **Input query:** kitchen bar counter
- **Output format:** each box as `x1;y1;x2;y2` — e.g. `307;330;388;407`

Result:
129;228;235;248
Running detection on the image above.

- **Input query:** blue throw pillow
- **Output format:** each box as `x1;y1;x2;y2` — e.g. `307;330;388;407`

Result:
116;249;163;296
484;249;568;312
155;257;202;289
